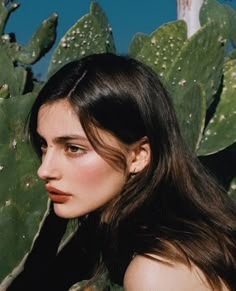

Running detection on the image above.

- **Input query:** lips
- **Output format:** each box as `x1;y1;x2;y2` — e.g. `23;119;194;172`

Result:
45;185;72;203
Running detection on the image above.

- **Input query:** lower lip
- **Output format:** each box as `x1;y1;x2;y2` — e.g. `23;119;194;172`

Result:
48;193;72;203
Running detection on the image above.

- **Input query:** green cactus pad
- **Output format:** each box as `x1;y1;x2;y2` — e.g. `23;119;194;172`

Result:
0;93;48;286
173;84;206;152
0;142;48;287
200;0;236;48
130;21;187;81
197;63;236;155
0;49;27;96
90;1;115;53
14;66;27;95
0;36;21;63
128;32;149;58
47;2;116;78
165;22;225;107
0;0;19;35
15;13;58;65
200;0;231;39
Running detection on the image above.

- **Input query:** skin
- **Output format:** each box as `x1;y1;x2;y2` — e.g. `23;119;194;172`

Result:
124;255;210;291
37;99;135;219
124;255;229;291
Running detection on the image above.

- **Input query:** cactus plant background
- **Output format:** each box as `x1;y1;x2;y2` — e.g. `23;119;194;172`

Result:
0;1;57;287
0;0;235;290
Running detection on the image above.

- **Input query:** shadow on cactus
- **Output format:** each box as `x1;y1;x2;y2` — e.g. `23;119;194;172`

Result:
0;0;235;289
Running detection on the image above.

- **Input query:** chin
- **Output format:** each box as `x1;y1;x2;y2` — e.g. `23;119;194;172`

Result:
53;203;88;219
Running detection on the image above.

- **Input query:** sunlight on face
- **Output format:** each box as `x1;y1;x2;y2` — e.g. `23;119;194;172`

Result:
36;99;131;219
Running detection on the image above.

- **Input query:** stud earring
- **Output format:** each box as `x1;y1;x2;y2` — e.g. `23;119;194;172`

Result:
130;168;136;178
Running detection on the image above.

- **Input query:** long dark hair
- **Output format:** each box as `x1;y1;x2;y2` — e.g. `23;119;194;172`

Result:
28;53;236;290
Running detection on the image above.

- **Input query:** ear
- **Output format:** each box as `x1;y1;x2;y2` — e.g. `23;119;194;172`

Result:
129;137;151;174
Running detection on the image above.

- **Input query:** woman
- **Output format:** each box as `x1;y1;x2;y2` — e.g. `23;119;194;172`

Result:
14;53;236;290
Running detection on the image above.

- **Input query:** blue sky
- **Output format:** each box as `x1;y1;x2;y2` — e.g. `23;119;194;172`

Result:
5;0;236;77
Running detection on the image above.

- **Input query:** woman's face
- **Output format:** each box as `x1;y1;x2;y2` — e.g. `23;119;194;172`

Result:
36;99;132;218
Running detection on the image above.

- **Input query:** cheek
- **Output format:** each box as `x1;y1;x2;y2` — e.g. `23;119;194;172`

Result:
68;153;122;187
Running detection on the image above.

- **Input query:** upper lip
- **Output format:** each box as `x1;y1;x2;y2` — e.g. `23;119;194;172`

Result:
45;185;71;196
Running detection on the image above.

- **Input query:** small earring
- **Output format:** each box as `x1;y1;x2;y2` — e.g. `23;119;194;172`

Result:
130;168;136;178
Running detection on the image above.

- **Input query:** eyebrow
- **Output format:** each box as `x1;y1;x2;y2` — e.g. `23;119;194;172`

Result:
36;132;89;144
55;135;89;143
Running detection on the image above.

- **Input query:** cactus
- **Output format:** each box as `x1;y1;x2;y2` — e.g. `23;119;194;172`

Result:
0;0;57;287
198;60;236;155
47;2;116;78
165;22;225;107
0;0;19;36
130;20;225;152
0;92;49;287
0;48;27;96
200;0;236;47
128;32;149;58
128;2;236;155
128;0;236;200
15;13;58;65
129;20;187;83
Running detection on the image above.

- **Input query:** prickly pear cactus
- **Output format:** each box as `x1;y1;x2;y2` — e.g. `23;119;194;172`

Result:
129;20;225;152
128;0;236;197
0;91;49;288
197;59;236;155
15;13;58;65
200;0;236;47
0;48;27;96
129;20;188;82
47;2;116;78
0;0;57;288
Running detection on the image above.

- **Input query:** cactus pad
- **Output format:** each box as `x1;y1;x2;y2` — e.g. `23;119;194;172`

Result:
47;2;116;78
0;93;48;287
129;21;187;81
0;49;27;96
174;84;206;152
15;13;58;65
200;0;236;47
166;22;225;107
197;61;236;155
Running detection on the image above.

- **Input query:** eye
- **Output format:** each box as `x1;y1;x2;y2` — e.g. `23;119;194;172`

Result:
65;144;85;154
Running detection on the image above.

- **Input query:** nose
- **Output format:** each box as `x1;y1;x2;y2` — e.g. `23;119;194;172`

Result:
37;148;61;181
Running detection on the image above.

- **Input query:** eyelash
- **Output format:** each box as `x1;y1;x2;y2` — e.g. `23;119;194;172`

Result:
65;144;85;155
39;141;85;156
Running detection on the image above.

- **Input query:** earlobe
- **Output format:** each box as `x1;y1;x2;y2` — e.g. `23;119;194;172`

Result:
129;137;150;174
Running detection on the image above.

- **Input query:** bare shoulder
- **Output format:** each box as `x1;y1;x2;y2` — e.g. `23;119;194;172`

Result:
123;254;213;291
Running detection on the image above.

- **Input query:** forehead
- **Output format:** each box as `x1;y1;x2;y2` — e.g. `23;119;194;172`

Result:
37;99;84;135
36;99;124;150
